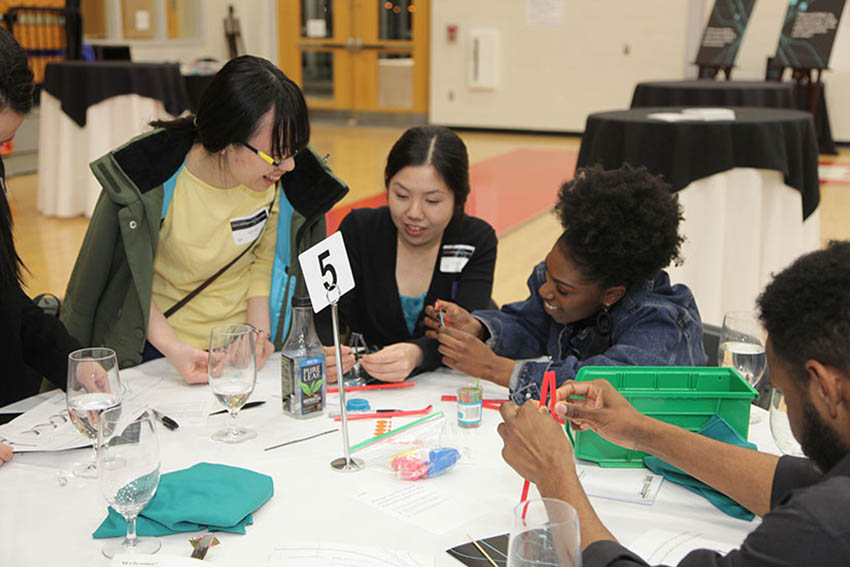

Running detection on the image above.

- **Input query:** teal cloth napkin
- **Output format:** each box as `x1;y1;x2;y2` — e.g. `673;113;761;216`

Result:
643;415;756;521
93;462;274;538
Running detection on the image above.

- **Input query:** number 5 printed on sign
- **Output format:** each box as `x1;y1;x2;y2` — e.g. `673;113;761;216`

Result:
298;232;356;313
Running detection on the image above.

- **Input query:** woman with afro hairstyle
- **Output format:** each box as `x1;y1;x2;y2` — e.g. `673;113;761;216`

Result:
424;164;707;393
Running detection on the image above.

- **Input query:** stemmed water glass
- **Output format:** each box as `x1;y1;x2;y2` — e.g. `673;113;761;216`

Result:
508;498;582;567
97;407;161;558
67;347;123;478
769;388;805;457
718;311;766;423
208;324;257;443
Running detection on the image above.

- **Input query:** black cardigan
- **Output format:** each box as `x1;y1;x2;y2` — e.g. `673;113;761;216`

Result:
1;285;80;408
315;206;497;374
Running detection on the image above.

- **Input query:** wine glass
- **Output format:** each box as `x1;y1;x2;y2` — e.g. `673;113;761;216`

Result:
769;388;805;457
208;324;257;443
67;347;123;478
718;310;766;423
98;407;161;558
508;498;582;567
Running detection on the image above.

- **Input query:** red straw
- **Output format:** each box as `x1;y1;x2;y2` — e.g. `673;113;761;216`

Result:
520;370;558;520
327;382;414;394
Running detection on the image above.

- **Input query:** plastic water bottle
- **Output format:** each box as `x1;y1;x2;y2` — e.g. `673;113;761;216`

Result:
281;295;325;418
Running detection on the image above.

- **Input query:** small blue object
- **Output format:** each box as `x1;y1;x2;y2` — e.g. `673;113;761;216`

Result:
427;448;461;477
346;398;370;411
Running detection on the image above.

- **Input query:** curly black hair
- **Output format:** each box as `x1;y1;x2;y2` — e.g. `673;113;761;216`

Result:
554;164;684;288
758;241;850;388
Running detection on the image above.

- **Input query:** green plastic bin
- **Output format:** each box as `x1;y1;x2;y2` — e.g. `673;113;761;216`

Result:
569;366;758;468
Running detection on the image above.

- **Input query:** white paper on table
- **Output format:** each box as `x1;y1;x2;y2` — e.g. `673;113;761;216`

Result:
681;107;736;120
576;464;664;505
112;554;209;567
628;529;737;564
647;112;696;122
268;543;435;566
352;481;482;535
0;391;90;452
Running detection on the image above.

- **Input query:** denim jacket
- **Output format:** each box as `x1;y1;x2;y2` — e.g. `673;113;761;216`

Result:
474;262;707;394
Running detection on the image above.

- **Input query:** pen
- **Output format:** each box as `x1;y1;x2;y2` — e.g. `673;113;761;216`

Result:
210;400;266;416
151;409;179;431
436;299;446;327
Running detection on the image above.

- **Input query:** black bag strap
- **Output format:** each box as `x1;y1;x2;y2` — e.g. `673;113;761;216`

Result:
164;194;275;319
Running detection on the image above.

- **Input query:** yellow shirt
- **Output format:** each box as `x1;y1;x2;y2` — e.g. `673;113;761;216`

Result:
151;166;279;349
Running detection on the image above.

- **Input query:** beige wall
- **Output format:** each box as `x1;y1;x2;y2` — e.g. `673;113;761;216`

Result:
428;0;693;132
429;0;850;142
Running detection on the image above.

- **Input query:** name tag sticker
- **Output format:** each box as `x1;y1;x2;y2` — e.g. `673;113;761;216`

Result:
230;207;269;245
440;244;475;273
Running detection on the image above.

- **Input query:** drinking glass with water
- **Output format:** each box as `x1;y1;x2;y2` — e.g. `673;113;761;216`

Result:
208;324;257;443
718;311;766;423
67;347;123;478
97;407;161;558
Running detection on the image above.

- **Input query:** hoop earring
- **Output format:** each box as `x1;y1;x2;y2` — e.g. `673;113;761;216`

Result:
597;302;613;334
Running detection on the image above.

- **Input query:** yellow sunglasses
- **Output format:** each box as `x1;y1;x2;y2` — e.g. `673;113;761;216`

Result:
242;142;297;168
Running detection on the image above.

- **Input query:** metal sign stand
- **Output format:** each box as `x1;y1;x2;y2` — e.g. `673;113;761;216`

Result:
328;294;364;472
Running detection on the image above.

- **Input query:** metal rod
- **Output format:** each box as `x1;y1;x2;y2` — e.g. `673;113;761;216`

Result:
331;301;351;458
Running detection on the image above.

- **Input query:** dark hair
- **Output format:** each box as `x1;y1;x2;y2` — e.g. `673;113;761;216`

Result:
758;241;850;388
0;27;33;291
555;164;684;288
151;55;309;159
0;26;34;114
384;126;470;212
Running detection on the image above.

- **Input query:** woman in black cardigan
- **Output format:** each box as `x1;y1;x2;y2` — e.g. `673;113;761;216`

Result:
0;28;83;465
317;126;497;382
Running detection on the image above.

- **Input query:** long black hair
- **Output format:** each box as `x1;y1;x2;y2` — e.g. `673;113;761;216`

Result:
151;55;310;160
384;126;470;213
0;26;35;291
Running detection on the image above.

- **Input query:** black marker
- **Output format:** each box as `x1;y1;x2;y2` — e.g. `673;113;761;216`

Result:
151;409;179;431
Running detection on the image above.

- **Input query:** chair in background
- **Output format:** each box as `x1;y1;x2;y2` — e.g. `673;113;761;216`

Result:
702;323;721;367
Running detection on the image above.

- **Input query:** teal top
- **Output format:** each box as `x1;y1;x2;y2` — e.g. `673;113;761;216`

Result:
399;291;428;335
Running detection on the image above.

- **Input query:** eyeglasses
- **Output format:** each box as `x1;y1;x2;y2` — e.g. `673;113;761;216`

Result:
242;142;298;168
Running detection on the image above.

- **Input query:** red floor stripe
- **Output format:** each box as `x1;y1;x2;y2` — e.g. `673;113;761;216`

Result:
327;148;578;235
819;160;850;186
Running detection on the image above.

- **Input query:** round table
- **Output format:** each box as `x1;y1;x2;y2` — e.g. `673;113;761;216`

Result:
631;80;836;154
632;80;795;109
0;355;768;565
36;62;191;218
577;107;821;325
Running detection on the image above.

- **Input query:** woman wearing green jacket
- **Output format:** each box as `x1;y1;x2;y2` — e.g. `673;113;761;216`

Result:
61;56;347;383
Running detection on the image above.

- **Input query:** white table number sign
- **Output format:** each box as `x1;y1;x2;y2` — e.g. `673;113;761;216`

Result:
298;231;356;313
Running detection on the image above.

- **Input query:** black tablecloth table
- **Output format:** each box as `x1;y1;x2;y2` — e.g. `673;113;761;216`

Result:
42;61;190;127
631;79;836;154
38;62;191;217
577;107;821;324
578;107;820;218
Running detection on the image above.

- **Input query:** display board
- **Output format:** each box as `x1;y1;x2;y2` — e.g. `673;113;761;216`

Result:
775;0;846;69
695;0;758;67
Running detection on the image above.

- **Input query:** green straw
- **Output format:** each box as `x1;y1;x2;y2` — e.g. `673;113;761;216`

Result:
349;411;444;453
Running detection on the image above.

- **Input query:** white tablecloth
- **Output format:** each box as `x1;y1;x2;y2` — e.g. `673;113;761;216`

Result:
0;355;776;566
36;92;175;218
665;168;820;326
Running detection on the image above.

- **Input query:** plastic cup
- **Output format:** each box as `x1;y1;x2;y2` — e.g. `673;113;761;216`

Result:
457;384;483;428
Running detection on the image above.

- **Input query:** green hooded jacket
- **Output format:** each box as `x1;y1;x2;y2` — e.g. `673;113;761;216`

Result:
60;127;348;368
